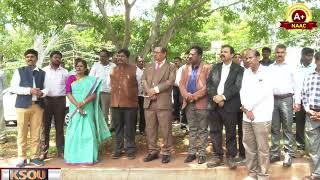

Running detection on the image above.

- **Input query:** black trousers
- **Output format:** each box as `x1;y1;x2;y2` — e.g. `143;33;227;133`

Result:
209;107;238;158
295;105;306;150
112;107;137;154
180;109;188;125
43;96;66;155
237;112;245;158
137;96;145;133
172;86;181;120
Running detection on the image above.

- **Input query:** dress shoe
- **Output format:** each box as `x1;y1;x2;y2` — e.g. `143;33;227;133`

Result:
198;156;206;164
237;156;246;164
180;124;188;130
270;155;280;163
30;158;44;167
283;153;292;167
111;152;122;159
227;157;237;169
207;156;223;168
162;155;171;164
144;153;159;162
184;154;196;163
127;153;136;160
16;159;28;168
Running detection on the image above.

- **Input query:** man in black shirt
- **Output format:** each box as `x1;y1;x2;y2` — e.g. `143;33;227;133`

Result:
260;47;273;66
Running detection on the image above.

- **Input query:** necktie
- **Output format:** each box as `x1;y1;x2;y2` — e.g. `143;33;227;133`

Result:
156;63;160;71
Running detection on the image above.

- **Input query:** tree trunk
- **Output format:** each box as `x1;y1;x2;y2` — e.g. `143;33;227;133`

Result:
95;0;122;49
139;8;165;58
122;0;137;49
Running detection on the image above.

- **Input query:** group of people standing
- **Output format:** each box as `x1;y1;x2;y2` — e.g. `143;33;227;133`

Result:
7;50;111;167
1;43;319;180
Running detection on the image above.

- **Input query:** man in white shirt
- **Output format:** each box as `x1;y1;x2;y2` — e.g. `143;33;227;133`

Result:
173;57;183;122
240;49;273;180
10;49;48;167
207;45;244;169
136;56;145;134
0;68;7;144
89;49;116;127
41;51;68;160
233;53;246;161
269;44;295;167
294;47;315;157
175;55;189;130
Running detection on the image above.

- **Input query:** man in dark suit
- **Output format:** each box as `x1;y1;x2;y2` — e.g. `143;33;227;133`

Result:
206;45;244;169
141;46;176;164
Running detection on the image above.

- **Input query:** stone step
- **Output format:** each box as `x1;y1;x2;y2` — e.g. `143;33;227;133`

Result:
59;154;311;180
0;154;311;180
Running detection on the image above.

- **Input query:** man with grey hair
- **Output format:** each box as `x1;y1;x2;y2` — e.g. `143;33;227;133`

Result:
240;49;273;180
269;44;295;167
142;46;176;164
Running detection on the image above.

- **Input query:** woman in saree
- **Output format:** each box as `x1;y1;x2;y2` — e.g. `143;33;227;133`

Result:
64;58;111;165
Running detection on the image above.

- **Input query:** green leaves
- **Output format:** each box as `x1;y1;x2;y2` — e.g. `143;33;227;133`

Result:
4;0;76;33
0;0;319;66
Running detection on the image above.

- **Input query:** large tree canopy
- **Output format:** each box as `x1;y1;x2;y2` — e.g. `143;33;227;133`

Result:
0;0;319;63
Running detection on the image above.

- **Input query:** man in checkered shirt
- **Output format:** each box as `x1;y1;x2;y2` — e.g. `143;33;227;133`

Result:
301;52;320;180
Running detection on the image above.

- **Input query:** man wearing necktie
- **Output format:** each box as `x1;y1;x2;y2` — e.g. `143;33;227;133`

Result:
9;49;48;167
142;46;176;164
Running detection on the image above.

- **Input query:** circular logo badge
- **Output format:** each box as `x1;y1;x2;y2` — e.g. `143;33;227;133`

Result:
280;3;317;30
285;3;312;23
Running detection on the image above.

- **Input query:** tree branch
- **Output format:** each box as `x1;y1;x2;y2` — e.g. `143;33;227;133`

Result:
159;0;244;47
130;0;137;6
139;2;165;57
102;0;106;7
159;0;209;46
94;0;121;49
65;21;91;28
208;0;244;14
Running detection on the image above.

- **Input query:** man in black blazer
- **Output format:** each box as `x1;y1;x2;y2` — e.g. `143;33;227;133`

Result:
206;45;244;169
